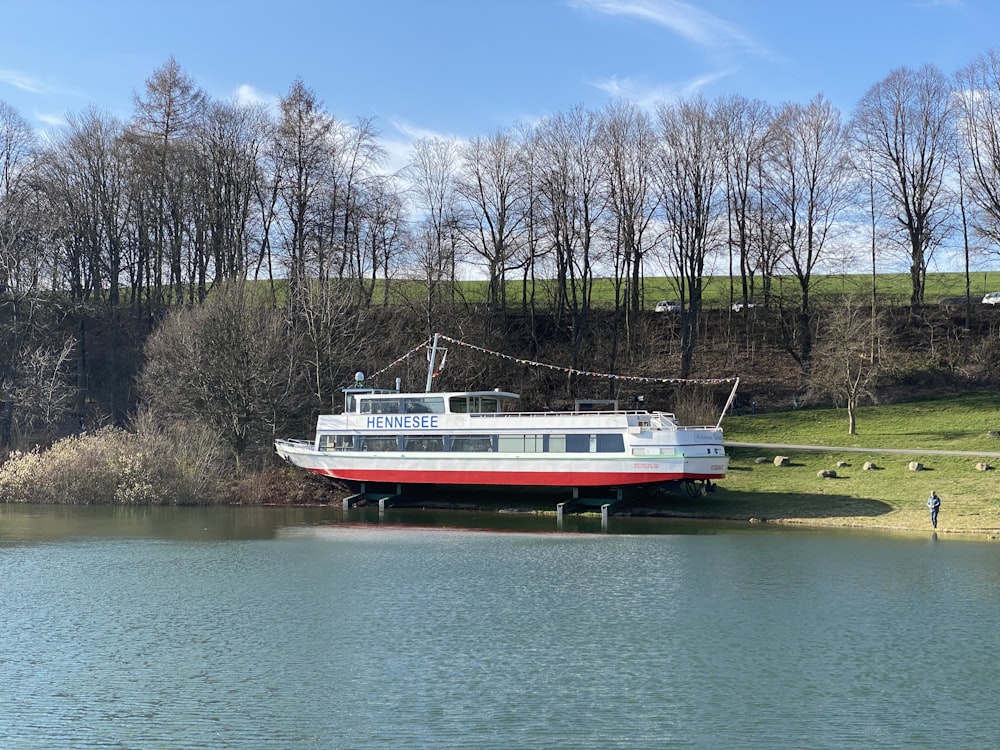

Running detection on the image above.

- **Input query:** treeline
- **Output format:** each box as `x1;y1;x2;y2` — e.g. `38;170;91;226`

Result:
5;53;1000;466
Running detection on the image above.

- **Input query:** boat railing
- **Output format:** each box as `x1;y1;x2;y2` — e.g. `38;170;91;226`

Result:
466;410;718;431
276;438;314;448
468;409;644;420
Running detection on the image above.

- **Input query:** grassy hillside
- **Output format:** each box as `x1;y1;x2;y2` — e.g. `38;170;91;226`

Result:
656;392;1000;536
723;391;1000;451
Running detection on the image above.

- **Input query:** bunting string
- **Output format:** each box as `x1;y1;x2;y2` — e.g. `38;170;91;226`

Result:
361;339;428;383
362;333;737;387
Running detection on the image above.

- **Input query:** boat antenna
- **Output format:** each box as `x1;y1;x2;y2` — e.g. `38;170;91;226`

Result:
425;333;441;393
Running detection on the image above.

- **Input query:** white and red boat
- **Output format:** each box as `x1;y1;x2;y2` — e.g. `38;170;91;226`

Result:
275;336;733;498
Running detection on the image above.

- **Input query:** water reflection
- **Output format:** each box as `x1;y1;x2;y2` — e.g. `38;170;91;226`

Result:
0;503;343;544
1;502;836;546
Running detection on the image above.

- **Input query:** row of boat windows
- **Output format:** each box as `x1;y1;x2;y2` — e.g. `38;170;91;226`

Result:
355;396;505;415
318;433;627;453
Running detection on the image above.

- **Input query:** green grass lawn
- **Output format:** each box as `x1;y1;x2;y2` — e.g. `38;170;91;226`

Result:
668;392;1000;535
723;391;1000;451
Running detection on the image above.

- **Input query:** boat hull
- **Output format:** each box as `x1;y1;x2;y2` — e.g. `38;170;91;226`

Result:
275;441;727;489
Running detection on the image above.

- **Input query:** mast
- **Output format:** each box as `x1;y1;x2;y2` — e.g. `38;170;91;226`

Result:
716;377;740;429
425;333;440;393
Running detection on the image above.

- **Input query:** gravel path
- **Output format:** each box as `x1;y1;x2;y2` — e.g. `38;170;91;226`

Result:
726;441;1000;458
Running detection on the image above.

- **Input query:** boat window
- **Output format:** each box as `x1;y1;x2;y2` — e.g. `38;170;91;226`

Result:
450;436;493;452
403;397;445;414
402;436;445;451
459;395;503;414
478;397;501;413
360;398;402;415
360;436;399;451
633;446;675;456
497;434;544;452
596;434;625;453
546;434;619;452
319;434;355;451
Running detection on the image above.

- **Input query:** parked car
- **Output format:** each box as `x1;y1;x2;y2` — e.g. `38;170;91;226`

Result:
982;292;1000;305
731;299;763;312
654;300;680;313
938;296;967;307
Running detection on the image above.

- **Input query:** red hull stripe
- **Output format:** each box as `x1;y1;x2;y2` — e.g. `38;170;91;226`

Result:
308;468;724;487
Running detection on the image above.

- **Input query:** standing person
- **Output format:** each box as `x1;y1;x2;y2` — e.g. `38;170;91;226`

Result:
927;491;941;529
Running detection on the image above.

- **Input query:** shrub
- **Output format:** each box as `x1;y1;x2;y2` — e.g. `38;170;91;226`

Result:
0;419;226;505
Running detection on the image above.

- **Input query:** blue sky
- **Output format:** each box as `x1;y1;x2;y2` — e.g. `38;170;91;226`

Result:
2;0;996;161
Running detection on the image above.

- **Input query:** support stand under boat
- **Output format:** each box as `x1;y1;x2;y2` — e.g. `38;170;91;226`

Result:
557;487;627;521
343;482;404;509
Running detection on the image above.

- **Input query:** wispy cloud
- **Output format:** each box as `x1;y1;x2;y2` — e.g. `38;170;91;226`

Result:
593;69;734;107
232;84;278;109
381;118;468;176
569;0;771;59
35;112;67;127
0;68;53;94
389;119;463;144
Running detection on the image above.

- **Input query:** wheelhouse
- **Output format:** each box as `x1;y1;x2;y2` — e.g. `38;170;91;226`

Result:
343;388;520;416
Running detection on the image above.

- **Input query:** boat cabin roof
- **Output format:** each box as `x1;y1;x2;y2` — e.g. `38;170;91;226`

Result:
341;388;520;415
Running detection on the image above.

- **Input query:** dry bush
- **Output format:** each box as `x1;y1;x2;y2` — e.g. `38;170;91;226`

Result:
131;410;227;503
0;418;226;505
666;384;728;426
225;466;345;505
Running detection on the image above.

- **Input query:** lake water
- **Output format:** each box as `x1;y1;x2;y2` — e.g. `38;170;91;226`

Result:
2;504;999;749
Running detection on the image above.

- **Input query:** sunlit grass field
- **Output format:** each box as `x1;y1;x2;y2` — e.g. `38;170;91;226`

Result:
459;270;1000;309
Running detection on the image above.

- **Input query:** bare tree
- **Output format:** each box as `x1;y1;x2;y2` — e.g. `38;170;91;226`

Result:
768;94;854;372
356;174;407;307
404;137;463;332
599;101;659;320
456;128;529;308
191;99;270;295
271;79;335;298
35;108;133;304
807;296;890;435
8;336;77;445
0;100;39;295
655;96;726;378
852;64;957;307
328;116;386;290
717;94;774;307
138;282;305;466
128;56;207;308
0;101;33;196
0;100;45;449
513;121;544;317
531;106;607;371
954;50;1000;255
